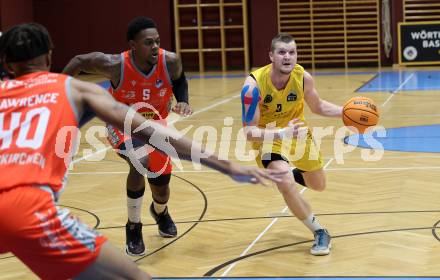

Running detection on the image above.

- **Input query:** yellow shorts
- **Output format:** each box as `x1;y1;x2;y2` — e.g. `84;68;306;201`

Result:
252;129;323;172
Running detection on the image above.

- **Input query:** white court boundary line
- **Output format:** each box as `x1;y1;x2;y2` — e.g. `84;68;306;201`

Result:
71;93;240;165
381;72;415;108
220;205;289;277
220;158;334;276
392;72;415;94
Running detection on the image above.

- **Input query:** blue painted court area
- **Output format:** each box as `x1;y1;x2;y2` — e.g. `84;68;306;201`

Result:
345;124;440;153
158;278;440;280
357;70;440;93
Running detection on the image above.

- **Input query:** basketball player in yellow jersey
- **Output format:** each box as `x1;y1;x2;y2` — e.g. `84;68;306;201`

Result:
241;33;343;255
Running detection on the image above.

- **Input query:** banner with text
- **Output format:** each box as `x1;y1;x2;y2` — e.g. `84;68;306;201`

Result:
399;21;440;65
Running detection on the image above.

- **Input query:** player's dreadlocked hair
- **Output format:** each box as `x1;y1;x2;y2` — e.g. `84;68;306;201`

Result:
0;22;53;63
126;16;157;41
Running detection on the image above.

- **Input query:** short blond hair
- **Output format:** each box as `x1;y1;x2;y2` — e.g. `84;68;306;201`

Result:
270;33;295;52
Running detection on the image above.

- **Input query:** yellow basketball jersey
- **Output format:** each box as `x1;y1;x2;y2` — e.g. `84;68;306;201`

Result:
249;64;323;172
251;63;305;128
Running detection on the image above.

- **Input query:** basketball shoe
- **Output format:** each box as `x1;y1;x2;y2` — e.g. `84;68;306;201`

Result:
125;221;146;256
311;228;331;255
149;203;177;237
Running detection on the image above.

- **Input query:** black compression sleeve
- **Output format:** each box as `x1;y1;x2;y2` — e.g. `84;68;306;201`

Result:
172;72;189;103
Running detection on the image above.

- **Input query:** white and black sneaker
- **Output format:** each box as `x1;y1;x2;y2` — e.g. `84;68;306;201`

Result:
149;203;177;238
125;221;146;256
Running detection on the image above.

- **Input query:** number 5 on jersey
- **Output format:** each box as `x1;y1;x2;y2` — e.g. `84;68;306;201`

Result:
143;89;150;100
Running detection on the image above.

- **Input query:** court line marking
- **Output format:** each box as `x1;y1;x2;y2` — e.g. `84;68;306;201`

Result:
71;93;240;165
381;93;395;108
220;158;334;276
392;72;415;94
220;206;289;276
358;72;416;104
356;71;436;93
379;72;415;108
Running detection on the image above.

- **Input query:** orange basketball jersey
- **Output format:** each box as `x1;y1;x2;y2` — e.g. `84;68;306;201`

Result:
109;48;173;120
0;72;78;193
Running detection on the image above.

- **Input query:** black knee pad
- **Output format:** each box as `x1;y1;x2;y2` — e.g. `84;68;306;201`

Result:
127;187;145;199
261;153;289;168
147;173;171;186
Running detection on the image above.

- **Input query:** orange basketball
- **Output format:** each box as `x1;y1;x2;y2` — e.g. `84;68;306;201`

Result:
342;96;379;133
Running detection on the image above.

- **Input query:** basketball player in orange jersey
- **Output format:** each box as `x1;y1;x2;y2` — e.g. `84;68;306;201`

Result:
0;23;287;280
241;33;343;255
63;17;192;256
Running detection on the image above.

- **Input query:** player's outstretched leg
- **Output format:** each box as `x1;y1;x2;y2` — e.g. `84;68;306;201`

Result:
77;241;151;279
